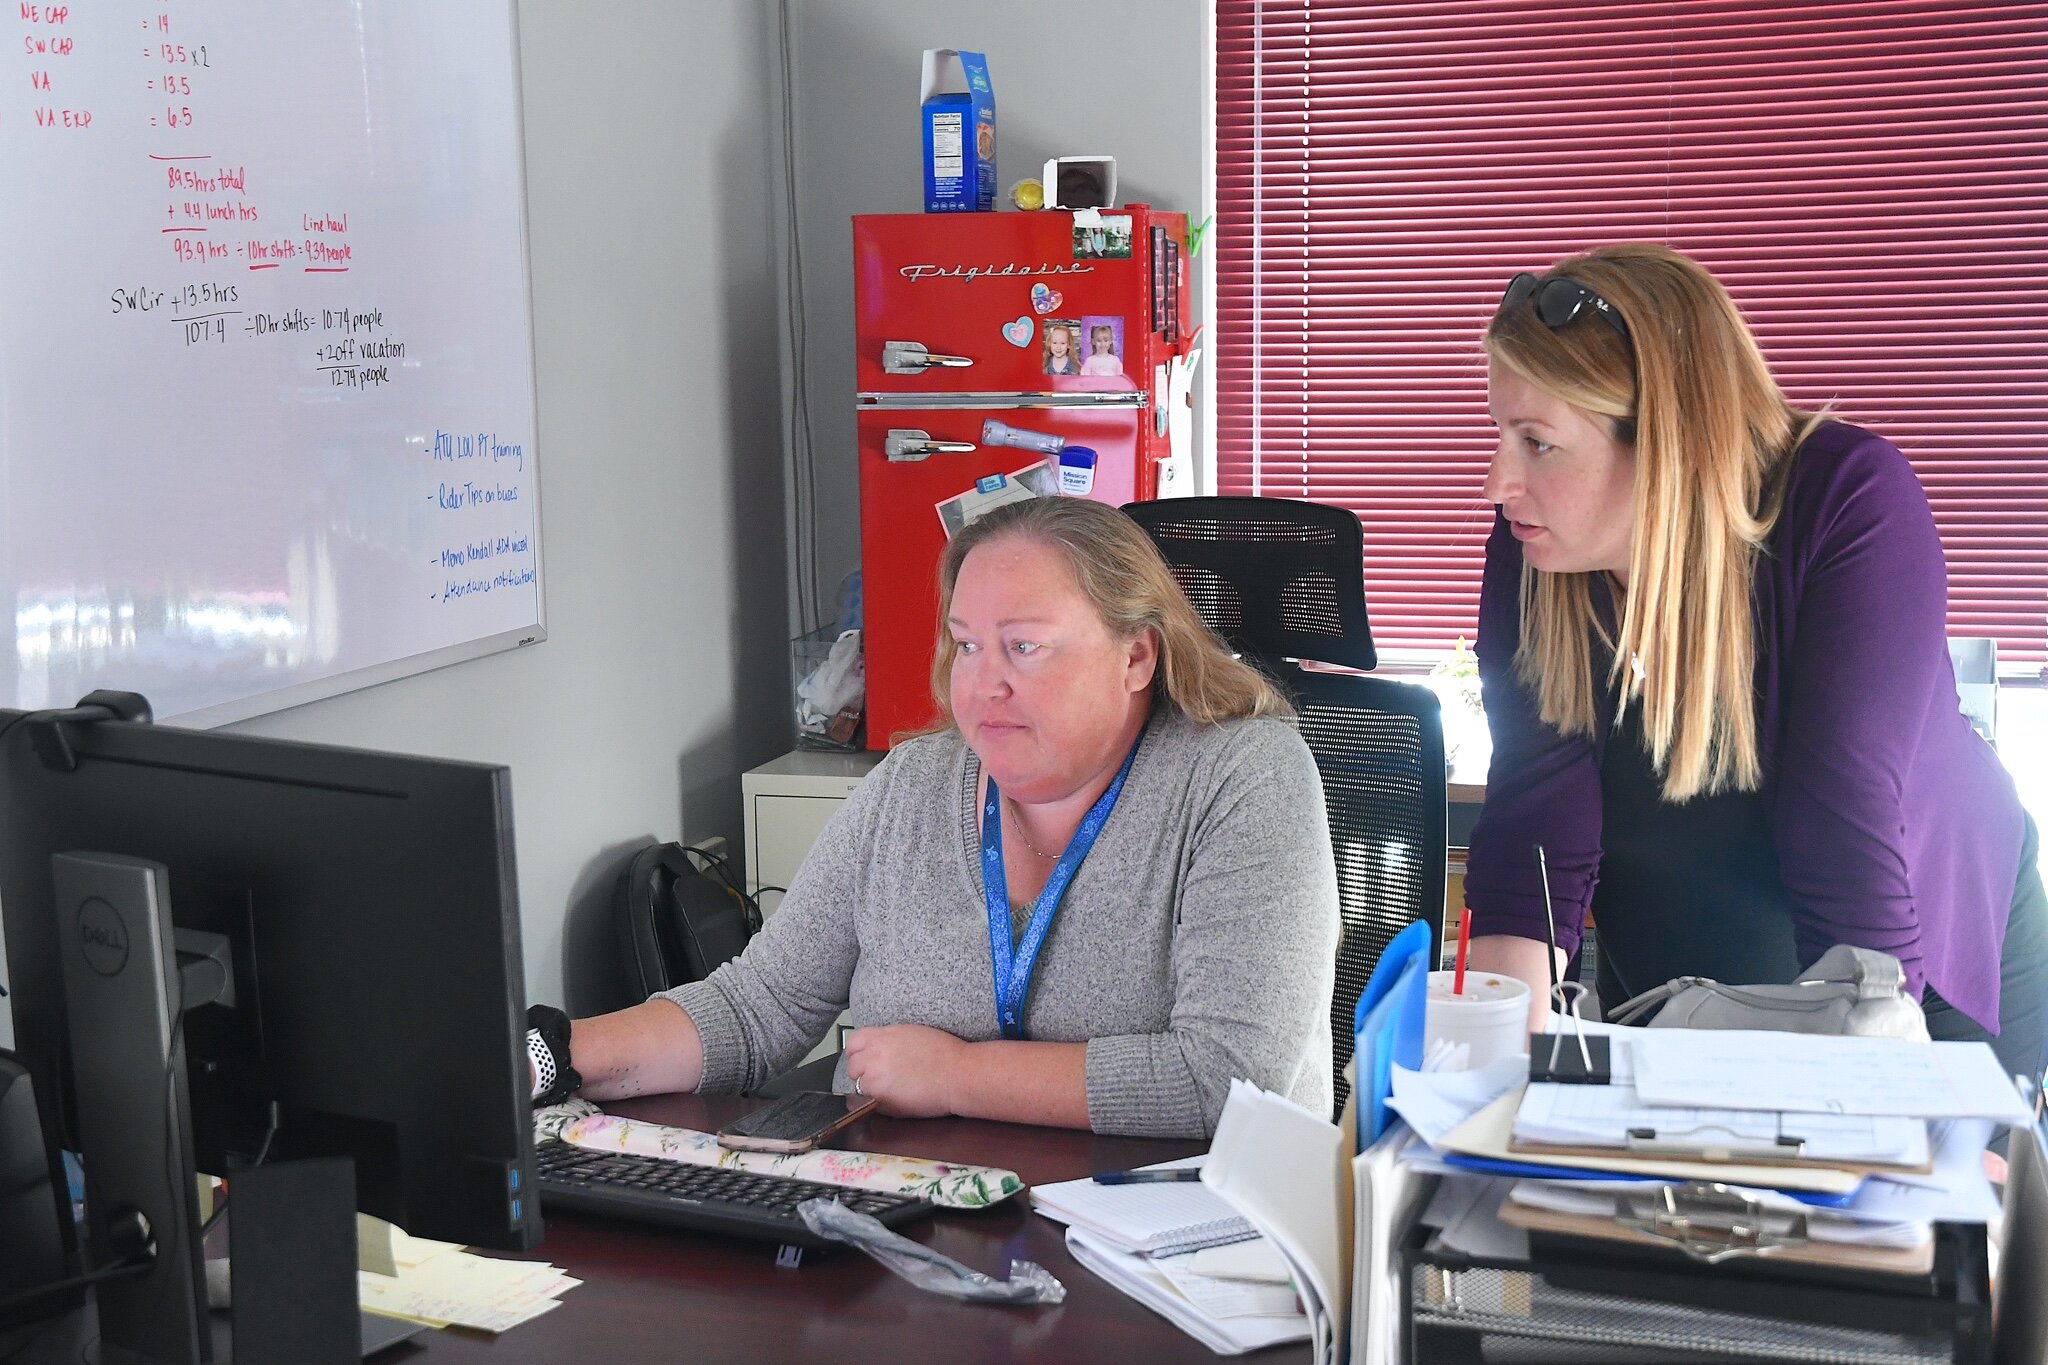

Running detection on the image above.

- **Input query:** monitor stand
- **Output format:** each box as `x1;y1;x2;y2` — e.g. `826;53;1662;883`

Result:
51;852;365;1365
54;852;211;1365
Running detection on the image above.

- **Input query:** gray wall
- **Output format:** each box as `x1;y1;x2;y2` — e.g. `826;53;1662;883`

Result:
226;1;792;1018
779;0;1208;627
0;1;1211;1046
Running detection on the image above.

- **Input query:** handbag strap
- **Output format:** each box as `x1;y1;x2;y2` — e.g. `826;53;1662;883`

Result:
1606;977;1709;1026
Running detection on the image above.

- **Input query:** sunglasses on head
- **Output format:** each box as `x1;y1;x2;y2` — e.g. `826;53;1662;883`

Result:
1501;272;1632;347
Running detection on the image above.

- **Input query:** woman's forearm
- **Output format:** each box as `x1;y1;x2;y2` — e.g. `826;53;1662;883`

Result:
947;1039;1091;1129
571;998;705;1100
1465;933;1569;1032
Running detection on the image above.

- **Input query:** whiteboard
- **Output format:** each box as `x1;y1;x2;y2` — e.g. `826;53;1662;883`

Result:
0;1;543;726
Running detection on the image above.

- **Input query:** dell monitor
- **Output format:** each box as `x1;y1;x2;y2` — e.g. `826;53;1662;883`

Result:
0;693;539;1361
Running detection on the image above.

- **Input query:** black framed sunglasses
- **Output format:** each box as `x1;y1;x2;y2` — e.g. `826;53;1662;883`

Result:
1501;272;1632;347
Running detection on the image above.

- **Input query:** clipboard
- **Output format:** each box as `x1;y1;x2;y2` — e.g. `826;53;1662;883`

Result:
1438;1086;1867;1196
1506;1062;1935;1174
1496;1182;1936;1277
1506;1123;1935;1176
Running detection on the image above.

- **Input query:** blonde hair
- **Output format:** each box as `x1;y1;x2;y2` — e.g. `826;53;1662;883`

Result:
924;498;1293;733
1485;243;1822;801
1090;323;1116;351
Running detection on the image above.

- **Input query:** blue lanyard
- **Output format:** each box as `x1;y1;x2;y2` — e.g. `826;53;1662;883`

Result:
981;732;1144;1040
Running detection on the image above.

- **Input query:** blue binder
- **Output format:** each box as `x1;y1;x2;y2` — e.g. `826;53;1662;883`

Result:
1352;918;1431;1148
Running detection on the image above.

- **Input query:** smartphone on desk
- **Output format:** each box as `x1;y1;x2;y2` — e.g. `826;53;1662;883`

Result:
715;1090;879;1154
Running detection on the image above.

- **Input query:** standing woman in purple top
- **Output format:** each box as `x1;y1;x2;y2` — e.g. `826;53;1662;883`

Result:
1462;243;2046;1087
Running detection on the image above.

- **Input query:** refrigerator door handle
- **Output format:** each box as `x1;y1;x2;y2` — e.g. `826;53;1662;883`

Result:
859;391;1149;410
883;430;978;462
882;341;975;374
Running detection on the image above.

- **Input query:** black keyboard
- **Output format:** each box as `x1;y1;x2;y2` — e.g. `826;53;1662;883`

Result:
532;1140;934;1250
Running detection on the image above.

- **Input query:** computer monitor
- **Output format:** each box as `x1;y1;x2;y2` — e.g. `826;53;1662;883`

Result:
0;694;540;1352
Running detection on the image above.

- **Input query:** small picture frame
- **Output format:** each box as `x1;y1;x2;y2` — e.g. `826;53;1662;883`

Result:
1078;315;1125;378
1041;317;1083;377
1073;213;1134;260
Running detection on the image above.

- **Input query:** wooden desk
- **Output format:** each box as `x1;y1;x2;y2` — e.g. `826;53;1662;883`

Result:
22;1092;1305;1363
431;1089;1306;1363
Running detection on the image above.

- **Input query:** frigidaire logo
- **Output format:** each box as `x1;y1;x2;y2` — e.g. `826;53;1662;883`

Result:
77;897;130;977
897;262;1094;282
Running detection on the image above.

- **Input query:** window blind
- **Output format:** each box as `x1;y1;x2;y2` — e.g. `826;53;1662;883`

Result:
1215;0;2048;667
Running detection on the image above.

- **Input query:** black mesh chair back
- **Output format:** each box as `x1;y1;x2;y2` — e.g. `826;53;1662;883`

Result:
1125;497;1445;1113
1295;670;1445;1111
1122;497;1377;672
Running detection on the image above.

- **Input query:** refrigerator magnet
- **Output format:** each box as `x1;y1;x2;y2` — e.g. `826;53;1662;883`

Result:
1042;319;1082;376
1002;316;1035;347
1030;282;1063;315
1078;316;1126;378
1072;212;1134;260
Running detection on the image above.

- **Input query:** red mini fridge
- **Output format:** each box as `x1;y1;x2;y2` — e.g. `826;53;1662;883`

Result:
853;206;1191;747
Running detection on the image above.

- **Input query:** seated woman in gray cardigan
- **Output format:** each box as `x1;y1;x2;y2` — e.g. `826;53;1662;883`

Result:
541;497;1340;1139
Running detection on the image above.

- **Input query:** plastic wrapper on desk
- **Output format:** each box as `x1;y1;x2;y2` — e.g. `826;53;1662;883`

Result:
534;1100;1025;1210
799;1198;1065;1305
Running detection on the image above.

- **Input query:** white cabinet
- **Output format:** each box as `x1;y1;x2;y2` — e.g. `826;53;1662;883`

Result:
742;749;882;1065
742;748;883;916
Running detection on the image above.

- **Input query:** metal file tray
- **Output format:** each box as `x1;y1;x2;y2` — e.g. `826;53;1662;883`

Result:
1401;1220;1991;1364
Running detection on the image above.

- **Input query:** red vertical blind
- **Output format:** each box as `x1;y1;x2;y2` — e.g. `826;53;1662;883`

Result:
1215;0;2048;666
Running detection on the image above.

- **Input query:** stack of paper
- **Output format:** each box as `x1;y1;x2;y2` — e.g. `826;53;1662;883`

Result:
1343;940;2025;1360
357;1228;580;1334
1349;1122;1434;1365
1063;1230;1310;1356
1469;1115;1998;1341
1381;1028;2006;1264
1511;1056;1933;1168
1041;1156;1311;1354
1628;1030;2035;1123
1031;1157;1256;1255
1203;1079;1350;1365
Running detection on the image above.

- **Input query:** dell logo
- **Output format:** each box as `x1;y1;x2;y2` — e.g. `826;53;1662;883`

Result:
77;897;130;977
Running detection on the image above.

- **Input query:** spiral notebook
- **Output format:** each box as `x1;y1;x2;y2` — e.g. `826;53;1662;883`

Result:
1030;1157;1257;1256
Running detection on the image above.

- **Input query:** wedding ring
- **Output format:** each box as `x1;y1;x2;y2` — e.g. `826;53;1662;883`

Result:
852;1075;864;1097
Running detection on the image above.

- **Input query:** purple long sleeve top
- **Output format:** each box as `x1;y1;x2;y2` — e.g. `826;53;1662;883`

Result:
1464;420;2028;1030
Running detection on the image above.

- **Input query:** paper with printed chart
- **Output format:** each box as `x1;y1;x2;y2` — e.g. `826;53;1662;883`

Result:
1630;1031;2031;1123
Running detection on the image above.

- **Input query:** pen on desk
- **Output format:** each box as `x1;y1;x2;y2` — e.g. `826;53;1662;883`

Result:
1092;1168;1204;1185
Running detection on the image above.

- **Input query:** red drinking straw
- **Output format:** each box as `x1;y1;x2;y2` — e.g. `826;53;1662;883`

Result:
1453;909;1472;995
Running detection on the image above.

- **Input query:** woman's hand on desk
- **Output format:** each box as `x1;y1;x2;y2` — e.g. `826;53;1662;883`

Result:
844;1027;1092;1128
842;1024;969;1118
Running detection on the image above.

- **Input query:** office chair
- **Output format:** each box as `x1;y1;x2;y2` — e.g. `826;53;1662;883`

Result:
1125;497;1446;1113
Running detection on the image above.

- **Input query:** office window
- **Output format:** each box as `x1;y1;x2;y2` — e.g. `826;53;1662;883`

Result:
1215;1;2048;668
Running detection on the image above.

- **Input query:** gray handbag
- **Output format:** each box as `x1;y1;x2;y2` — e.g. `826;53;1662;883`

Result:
1606;943;1931;1040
